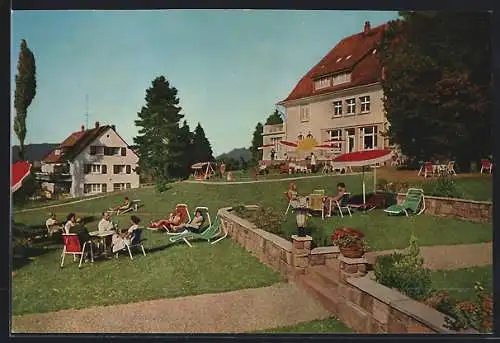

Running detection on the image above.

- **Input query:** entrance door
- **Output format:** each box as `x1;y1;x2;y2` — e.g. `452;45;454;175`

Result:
346;128;355;153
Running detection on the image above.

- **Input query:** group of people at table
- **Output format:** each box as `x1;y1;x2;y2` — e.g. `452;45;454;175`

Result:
286;181;347;215
44;196;207;261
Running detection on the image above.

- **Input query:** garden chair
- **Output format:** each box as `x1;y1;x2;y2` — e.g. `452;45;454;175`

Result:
60;233;94;268
480;159;493;174
284;191;295;215
447;161;457;175
115;228;147;260
312;189;325;195
423;162;434;178
384;188;425;217
332;192;352;218
308;193;325;219
169;215;223;247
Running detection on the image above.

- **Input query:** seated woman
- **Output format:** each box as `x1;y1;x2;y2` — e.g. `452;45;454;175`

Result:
148;209;182;231
110;197;131;212
323;182;347;215
171;210;204;233
69;217;95;261
46;213;63;236
112;215;141;253
64;213;77;234
286;182;306;209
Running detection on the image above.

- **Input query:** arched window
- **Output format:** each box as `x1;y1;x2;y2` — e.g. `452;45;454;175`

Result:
298;134;303;141
306;132;313;138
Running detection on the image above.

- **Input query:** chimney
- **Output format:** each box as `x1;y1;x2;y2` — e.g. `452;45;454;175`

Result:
364;21;371;35
81;125;85;132
111;125;116;131
95;121;100;128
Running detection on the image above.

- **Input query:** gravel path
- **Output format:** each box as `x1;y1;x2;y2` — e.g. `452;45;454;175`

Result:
365;242;492;270
12;283;330;333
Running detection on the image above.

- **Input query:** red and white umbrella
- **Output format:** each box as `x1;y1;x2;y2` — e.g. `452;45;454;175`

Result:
332;149;393;204
257;144;274;150
12;161;32;193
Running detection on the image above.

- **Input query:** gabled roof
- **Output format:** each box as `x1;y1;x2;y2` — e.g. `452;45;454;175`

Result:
42;125;131;163
279;22;388;104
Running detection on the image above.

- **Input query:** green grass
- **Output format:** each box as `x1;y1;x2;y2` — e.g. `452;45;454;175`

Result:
12;237;282;315
431;265;493;301
258;317;352;333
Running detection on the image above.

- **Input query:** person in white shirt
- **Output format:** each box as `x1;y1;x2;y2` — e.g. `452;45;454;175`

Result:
45;213;62;236
64;213;76;234
112;215;140;253
310;152;317;173
98;212;115;232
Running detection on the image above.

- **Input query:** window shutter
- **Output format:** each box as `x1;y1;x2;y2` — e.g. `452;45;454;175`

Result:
102;184;107;193
84;164;90;174
126;183;131;189
113;165;118;174
126;165;131;174
102;165;107;174
90;146;96;155
121;148;127;156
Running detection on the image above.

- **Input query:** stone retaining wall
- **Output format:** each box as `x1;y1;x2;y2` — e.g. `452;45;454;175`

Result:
218;206;466;334
396;193;492;224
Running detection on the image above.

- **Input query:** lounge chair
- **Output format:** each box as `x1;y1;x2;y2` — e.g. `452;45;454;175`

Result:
158;203;191;233
169;215;223;247
384;188;425;216
330;192;352;218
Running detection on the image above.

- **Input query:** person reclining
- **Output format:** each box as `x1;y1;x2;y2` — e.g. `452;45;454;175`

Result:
148;209;182;231
110;197;130;212
171;210;204;233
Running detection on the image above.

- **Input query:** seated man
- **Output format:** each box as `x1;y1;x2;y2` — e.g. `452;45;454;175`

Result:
323;182;347;215
98;211;116;232
45;213;62;236
171;210;204;233
110;197;131;212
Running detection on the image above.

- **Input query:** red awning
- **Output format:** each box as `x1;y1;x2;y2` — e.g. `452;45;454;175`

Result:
279;140;298;147
257;144;274;150
332;149;393;167
12;161;32;193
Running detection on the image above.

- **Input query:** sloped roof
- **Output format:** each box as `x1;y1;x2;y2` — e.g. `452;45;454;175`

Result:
280;23;387;104
42;125;111;163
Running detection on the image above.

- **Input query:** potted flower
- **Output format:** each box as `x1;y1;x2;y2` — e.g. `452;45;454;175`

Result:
331;227;368;258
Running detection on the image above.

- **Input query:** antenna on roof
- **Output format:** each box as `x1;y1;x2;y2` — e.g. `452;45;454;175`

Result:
85;94;89;130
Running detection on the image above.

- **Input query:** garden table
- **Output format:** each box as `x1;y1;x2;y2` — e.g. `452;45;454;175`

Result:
89;230;115;257
433;164;448;175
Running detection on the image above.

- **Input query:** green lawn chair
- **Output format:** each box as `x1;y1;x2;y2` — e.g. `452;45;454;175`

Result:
169;215;222;248
384;188;425;217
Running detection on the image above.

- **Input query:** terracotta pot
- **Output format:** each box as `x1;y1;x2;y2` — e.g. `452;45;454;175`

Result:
339;244;364;258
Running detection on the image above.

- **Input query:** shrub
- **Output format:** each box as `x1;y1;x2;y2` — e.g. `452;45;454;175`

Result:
374;235;432;301
253;207;285;235
444;282;493;333
423;174;462;198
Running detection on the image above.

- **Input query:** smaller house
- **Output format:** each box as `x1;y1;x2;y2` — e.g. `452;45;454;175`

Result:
38;122;140;198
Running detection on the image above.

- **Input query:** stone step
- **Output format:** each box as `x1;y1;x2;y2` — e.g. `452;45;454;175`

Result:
307;265;341;289
294;274;341;315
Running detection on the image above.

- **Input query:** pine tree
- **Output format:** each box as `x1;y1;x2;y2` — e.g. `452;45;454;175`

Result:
249;122;263;164
14;39;37;160
265;109;283;125
133;76;185;182
177;120;194;178
191;123;214;163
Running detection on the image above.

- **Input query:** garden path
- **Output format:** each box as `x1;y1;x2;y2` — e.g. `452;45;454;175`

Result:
365;242;492;271
12;282;330;333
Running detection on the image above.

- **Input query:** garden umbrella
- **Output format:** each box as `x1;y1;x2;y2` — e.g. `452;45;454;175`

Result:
331;149;393;204
12;161;32;193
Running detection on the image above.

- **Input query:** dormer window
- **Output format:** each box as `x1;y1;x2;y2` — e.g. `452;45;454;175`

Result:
346;55;352;60
336;57;342;63
54;149;61;156
372;49;377;54
314;77;331;90
332;72;351;86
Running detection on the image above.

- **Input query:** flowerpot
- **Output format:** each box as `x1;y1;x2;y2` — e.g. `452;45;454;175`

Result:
339;244;364;258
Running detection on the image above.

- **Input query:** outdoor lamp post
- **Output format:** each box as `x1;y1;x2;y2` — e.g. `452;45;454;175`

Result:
295;196;309;237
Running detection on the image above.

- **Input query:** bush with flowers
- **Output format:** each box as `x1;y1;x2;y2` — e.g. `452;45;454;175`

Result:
331;227;369;251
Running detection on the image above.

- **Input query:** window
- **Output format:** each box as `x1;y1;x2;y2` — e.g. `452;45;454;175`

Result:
306;132;313;138
121;147;127;156
126;165;131;174
90;146;97;155
95;146;104;156
346;98;356;114
271;137;282;152
314;77;331;90
91;164;101;174
361;126;378;150
113;183;126;191
360;96;371;113
346;55;352;60
104;147;114;156
54;149;61;156
102;183;107;193
300;105;310;122
84;183;104;194
333;101;343;117
84;164;91;174
113;165;126;174
126;183;131;189
298;134;304;141
332;72;351;86
328;129;342;153
102;165;107;174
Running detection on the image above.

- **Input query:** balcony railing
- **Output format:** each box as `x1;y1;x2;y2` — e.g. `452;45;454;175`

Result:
263;123;285;135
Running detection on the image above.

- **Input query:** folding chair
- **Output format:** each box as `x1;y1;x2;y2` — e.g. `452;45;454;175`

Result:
308;194;325;220
60;234;94;268
480;159;493;174
312;189;325;196
447;161;457;175
115;228;147;260
284;192;294;215
330;193;352;218
423;162;434;178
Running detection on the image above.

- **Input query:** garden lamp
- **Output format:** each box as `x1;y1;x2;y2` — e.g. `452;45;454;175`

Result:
295;196;308;237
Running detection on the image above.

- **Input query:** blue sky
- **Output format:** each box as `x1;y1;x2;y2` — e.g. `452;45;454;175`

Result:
11;10;399;155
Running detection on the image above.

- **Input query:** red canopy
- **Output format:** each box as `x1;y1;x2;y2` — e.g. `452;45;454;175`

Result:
279;140;298;147
332;149;393;167
12;161;32;193
257;144;274;150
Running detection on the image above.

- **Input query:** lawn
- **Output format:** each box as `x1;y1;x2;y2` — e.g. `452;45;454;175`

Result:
257;317;352;333
431;265;493;301
12;236;282;315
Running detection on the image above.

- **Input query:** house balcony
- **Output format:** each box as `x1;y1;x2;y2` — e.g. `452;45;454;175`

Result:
35;163;72;182
262;123;285;136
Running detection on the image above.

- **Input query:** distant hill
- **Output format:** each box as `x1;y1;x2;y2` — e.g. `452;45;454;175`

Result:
12;143;58;162
216;147;252;162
